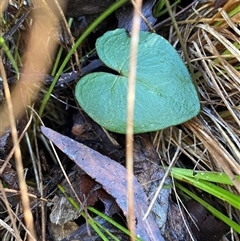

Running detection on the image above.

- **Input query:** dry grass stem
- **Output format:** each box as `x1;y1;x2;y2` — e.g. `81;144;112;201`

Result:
126;0;143;240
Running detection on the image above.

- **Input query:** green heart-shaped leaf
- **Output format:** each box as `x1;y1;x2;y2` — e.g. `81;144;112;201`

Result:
75;28;200;134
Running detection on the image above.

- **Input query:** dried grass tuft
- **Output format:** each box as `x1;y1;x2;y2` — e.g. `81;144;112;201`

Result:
155;1;240;235
160;0;240;186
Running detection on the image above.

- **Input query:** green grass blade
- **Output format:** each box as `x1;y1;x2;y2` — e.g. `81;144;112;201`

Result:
57;184;110;240
176;182;240;234
172;172;240;209
0;37;19;79
215;4;240;26
91;220;121;241
58;184;139;240
153;0;181;18
88;207;143;241
171;167;240;185
86;218;110;241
